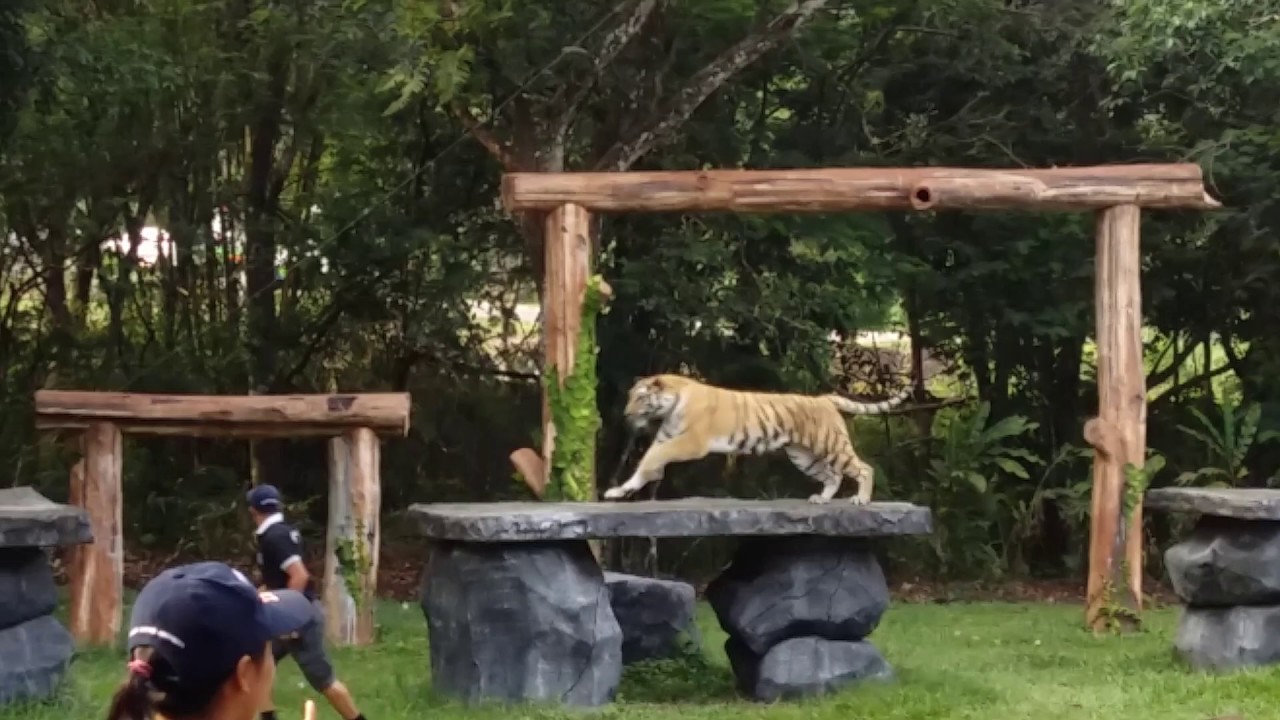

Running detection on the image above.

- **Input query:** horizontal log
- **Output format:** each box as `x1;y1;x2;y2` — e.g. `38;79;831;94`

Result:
909;175;1216;212
35;390;410;437
500;164;1222;214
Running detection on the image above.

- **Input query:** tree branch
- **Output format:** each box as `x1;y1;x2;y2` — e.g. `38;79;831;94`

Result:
1145;332;1199;390
451;101;522;171
550;0;660;144
593;0;831;171
1149;362;1236;408
275;299;346;390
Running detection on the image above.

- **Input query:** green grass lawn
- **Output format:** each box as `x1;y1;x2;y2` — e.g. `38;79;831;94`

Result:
8;597;1279;720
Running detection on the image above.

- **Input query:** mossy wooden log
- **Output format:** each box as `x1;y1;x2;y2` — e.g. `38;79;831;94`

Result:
512;203;612;502
323;427;381;646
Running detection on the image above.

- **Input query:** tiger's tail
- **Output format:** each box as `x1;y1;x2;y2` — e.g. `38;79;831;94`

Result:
823;386;914;415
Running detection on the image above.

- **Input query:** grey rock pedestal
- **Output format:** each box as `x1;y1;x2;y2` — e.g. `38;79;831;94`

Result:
1147;487;1280;671
420;540;622;706
603;572;700;664
0;487;93;706
754;637;893;702
706;535;894;700
1173;605;1280;671
409;497;931;706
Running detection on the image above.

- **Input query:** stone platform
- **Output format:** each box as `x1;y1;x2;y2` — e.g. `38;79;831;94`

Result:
409;498;931;706
0;487;92;705
1146;487;1280;671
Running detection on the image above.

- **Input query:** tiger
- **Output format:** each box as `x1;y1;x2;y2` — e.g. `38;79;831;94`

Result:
602;373;913;505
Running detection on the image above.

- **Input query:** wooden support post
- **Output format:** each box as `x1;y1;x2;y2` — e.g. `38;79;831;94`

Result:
539;202;596;499
323;426;381;646
68;422;123;646
1085;204;1146;633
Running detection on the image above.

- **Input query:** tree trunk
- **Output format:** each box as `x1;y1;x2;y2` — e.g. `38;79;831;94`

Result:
243;41;291;479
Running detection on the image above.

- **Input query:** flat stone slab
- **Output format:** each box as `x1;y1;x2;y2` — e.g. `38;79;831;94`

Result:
408;498;932;542
1146;488;1280;521
0;487;92;548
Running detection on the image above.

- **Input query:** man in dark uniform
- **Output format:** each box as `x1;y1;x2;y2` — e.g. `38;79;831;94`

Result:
246;483;368;720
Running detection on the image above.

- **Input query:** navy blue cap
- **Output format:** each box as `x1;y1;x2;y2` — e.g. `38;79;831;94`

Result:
246;484;283;512
128;562;313;689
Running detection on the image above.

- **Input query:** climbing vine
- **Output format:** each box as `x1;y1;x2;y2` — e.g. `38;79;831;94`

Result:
332;518;372;606
542;274;610;501
1094;451;1165;633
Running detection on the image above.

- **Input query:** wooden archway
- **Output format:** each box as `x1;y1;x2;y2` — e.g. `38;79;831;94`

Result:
34;389;410;648
501;163;1221;633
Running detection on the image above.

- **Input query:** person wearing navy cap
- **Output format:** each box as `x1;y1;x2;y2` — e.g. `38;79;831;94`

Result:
245;483;366;720
105;561;315;720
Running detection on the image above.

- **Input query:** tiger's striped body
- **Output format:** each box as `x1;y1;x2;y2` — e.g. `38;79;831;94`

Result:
603;373;912;505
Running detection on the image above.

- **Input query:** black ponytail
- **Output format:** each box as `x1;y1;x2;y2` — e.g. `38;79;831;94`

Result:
105;643;269;720
104;649;157;720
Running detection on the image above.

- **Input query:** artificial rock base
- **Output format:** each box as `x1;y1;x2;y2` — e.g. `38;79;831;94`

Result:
0;615;76;704
707;536;894;700
603;572;700;664
1174;605;1280;671
1148;487;1280;672
0;488;92;706
419;540;622;706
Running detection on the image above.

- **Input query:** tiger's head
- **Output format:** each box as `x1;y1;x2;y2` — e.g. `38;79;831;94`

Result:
623;374;688;432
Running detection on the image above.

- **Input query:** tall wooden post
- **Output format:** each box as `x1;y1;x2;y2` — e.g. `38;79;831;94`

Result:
68;421;123;646
541;202;596;499
323;426;381;646
1085;204;1147;632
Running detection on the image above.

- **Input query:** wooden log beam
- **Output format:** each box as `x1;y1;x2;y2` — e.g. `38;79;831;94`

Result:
68;422;123;647
1085;204;1147;634
322;427;381;646
35;390;411;437
500;164;1221;214
909;175;1212;212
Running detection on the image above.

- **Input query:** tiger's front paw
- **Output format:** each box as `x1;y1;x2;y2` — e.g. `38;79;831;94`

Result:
848;495;869;506
807;494;831;504
603;486;630;500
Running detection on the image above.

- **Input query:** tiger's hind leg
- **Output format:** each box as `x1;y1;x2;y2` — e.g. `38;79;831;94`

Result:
785;446;842;504
835;442;876;506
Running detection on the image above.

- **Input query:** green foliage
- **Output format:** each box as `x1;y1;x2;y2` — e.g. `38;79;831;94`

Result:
926;402;1043;494
542;274;610;502
1174;396;1279;486
1124;452;1164;519
895;403;1044;577
333;519;373;607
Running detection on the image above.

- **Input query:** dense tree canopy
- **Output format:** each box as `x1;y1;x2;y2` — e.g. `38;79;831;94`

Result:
1;0;1275;582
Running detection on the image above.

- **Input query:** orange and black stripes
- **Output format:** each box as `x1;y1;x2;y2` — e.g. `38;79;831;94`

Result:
605;374;908;505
